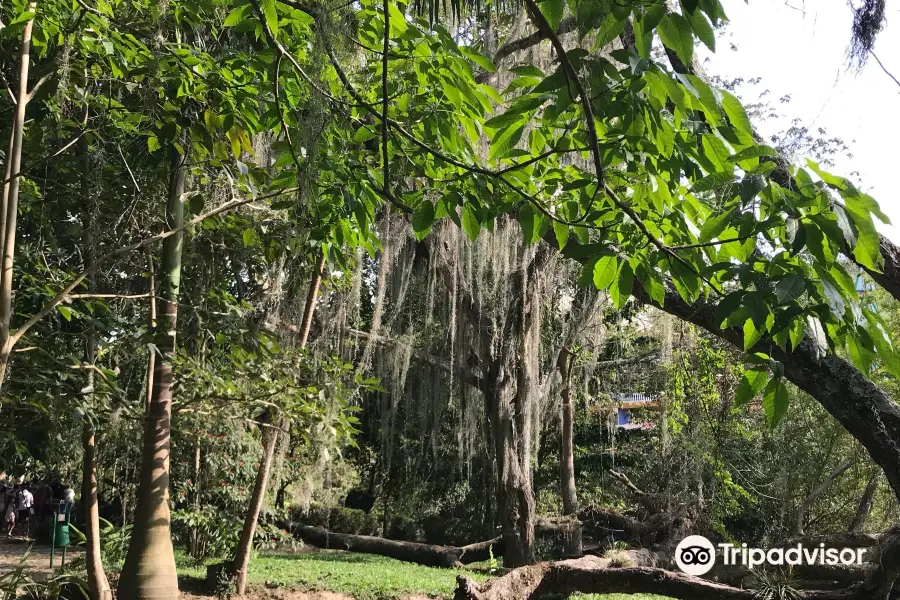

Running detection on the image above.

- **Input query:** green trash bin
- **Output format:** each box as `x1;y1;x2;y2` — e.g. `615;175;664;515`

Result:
50;502;73;567
54;516;70;547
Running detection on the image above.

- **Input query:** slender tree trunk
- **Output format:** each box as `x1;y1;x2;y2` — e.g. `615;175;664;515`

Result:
0;3;37;388
145;252;156;410
796;455;857;536
83;421;111;599
557;349;577;516
298;252;325;347
232;253;325;595
232;418;279;595
79;112;111;600
117;144;186;600
850;472;880;533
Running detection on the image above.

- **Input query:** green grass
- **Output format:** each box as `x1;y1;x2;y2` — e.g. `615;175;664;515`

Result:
175;549;669;599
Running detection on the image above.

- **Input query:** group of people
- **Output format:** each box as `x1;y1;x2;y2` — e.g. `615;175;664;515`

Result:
2;477;74;539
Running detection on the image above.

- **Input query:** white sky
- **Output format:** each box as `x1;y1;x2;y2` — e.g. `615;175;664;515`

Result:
699;0;900;242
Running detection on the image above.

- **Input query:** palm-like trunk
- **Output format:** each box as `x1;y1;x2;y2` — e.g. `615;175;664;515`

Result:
117;145;186;600
232;253;324;595
0;2;37;387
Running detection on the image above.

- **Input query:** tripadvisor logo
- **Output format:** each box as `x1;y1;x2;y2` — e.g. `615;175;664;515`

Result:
675;535;716;576
674;535;869;577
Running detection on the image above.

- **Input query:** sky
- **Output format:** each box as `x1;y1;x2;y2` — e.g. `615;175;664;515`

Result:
699;0;900;242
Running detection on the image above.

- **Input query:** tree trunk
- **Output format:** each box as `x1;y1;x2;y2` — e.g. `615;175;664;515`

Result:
557;349;577;517
83;422;111;600
850;472;880;533
796;455;857;536
117;144;186;600
486;376;536;568
79;111;111;600
232;418;279;595
145;252;156;410
298;252;325;347
232;253;324;595
0;3;37;388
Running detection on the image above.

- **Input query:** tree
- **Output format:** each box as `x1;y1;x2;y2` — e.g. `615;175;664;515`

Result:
117;145;186;600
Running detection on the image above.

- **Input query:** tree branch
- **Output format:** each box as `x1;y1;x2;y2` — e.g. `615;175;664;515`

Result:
8;185;300;349
475;16;579;83
796;454;857;535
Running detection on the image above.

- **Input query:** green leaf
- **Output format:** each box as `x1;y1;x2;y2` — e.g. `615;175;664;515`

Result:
412;201;435;238
242;228;259;247
739;174;766;205
461;47;496;72
735;368;769;407
632;13;653;58
684;6;715;51
224;4;251;27
679;74;721;124
691;172;734;194
461;204;481;241
848;332;875;374
715;291;744;327
698;207;734;242
745;291;770;328
353;127;377;143
484;110;526;131
147;136;160;152
58;306;73;322
261;0;278;35
727;145;776;163
762;378;790;427
775;276;805;304
845;196;886;270
670;260;701;303
610;262;634;309
833;204;857;247
639;269;666;306
489;124;525;160
517;204;549;244
806;316;827;360
552;220;569;249
805;159;850;191
657;13;694;66
720;90;753;140
593;255;619;291
788;317;806;350
743;318;762;351
701;135;730;172
821;277;846;318
538;0;565;30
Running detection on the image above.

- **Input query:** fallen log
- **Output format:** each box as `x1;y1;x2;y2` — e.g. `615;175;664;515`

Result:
286;523;501;568
454;556;757;600
453;555;881;600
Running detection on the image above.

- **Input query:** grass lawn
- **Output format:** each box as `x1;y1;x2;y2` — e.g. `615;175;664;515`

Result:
175;550;670;600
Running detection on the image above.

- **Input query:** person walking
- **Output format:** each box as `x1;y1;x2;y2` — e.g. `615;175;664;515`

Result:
15;484;33;537
5;502;14;537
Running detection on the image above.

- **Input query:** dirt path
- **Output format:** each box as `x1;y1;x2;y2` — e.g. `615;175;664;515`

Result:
0;537;83;579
